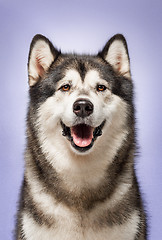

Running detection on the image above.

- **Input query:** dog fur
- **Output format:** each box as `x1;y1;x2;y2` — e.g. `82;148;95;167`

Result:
16;34;147;240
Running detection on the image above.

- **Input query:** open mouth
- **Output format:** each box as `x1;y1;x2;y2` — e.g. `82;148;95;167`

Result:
61;121;106;152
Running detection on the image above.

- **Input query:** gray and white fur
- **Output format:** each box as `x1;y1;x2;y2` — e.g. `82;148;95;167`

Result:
16;34;147;240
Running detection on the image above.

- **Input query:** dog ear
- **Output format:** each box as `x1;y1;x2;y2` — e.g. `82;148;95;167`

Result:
99;34;131;78
28;34;60;86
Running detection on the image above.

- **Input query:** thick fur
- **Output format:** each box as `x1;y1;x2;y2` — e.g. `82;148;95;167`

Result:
16;34;147;240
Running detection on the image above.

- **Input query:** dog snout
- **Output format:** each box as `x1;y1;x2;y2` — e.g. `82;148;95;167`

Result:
73;99;94;118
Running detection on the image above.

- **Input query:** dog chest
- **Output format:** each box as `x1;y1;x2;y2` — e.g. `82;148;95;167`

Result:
21;207;139;240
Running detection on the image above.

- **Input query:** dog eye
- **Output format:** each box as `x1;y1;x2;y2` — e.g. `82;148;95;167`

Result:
60;84;71;92
97;85;107;92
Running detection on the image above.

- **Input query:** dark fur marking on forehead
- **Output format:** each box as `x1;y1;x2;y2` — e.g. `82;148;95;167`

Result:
60;54;111;82
77;61;87;81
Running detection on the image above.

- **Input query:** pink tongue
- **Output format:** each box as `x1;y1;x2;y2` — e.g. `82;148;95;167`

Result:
72;135;92;147
71;125;93;147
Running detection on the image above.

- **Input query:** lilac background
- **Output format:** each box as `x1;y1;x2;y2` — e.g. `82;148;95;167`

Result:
0;0;161;239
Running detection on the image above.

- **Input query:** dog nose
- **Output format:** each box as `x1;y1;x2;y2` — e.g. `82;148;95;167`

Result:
73;99;94;118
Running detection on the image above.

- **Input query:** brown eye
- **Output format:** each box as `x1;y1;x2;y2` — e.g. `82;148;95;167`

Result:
97;85;106;92
61;84;71;92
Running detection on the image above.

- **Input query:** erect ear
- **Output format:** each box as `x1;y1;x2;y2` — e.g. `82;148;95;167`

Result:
28;34;59;86
99;34;131;78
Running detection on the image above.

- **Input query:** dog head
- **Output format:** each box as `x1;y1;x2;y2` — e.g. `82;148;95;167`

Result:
27;34;133;156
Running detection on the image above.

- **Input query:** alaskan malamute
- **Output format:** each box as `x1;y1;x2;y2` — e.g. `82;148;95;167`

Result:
16;34;147;239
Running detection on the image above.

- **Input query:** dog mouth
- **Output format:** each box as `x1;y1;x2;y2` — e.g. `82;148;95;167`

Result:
61;121;106;152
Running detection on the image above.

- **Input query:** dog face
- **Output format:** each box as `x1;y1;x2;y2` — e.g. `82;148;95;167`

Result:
28;34;133;156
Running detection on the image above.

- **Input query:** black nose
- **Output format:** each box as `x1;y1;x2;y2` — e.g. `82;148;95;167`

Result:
73;99;94;118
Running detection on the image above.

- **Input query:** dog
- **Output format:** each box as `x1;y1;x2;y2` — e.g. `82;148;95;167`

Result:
16;34;147;239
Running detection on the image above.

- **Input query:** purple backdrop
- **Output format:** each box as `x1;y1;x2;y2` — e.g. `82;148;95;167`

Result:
0;0;161;239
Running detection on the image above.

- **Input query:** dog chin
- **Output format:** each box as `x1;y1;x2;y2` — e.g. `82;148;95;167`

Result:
60;120;106;154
